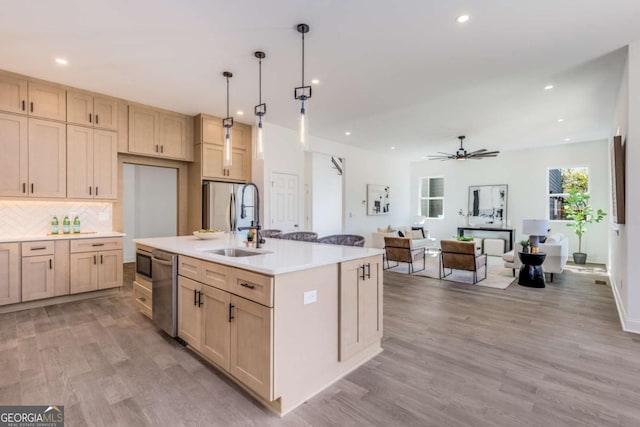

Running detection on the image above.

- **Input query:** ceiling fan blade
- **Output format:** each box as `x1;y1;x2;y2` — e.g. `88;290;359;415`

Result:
467;149;488;155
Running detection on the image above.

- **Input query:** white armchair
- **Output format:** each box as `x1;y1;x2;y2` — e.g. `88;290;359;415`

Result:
371;226;435;250
502;233;569;282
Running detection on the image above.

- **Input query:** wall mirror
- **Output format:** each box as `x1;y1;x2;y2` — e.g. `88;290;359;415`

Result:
468;184;507;227
367;184;390;216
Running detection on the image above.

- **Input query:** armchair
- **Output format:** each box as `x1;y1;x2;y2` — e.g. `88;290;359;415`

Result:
440;240;487;284
383;237;426;274
502;233;568;281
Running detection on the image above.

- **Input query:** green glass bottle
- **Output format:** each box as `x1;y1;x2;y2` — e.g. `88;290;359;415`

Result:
51;216;59;234
73;216;81;234
62;216;71;234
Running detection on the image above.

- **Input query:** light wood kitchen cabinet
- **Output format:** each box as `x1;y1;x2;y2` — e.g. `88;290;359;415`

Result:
178;275;202;350
196;114;251;182
0;112;28;197
0;74;28;114
0;243;21;306
28;119;66;198
339;255;383;361
67;125;117;199
69;237;123;294
22;253;55;302
129;104;189;160
229;294;273;400
200;284;231;370
27;81;66;121
67;91;118;131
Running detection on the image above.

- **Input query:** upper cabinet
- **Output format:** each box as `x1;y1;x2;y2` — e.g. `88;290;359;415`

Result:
28;119;67;198
0;74;66;121
129;104;190;161
67;90;118;131
196;114;251;183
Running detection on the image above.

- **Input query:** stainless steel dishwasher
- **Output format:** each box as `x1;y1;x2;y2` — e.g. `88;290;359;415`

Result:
151;250;178;337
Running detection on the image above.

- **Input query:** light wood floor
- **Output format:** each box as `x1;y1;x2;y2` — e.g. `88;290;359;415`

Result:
1;263;639;426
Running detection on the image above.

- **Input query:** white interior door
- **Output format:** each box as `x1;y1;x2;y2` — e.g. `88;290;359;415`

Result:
270;172;298;232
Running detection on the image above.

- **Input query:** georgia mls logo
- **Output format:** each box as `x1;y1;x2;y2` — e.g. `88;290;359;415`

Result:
0;405;64;427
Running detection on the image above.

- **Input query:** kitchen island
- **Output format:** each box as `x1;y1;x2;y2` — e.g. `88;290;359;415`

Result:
134;234;384;416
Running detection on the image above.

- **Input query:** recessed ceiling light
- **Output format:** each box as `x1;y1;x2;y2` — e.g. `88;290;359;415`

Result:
345;131;351;136
390;146;396;150
55;58;68;65
564;138;571;141
236;110;244;115
544;84;554;90
456;15;470;23
311;79;320;85
557;118;565;123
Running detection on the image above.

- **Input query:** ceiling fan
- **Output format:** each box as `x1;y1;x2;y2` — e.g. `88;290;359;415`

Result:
428;136;500;161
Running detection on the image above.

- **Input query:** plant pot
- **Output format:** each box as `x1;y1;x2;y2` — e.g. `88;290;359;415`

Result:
522;247;530;254
573;252;587;264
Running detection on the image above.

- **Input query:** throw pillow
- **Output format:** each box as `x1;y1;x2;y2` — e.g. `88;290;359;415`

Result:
410;230;423;239
386;224;394;232
398;231;405;237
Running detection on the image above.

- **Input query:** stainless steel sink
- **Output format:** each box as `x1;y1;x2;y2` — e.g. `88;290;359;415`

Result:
204;248;268;257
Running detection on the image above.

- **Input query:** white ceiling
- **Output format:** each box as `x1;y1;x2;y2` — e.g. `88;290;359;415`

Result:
1;1;637;159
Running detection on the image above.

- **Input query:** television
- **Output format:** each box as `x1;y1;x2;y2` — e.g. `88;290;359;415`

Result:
611;135;626;224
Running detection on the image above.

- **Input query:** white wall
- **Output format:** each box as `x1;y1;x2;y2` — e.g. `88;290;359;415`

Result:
410;140;610;263
255;122;412;246
123;164;178;262
310;152;343;236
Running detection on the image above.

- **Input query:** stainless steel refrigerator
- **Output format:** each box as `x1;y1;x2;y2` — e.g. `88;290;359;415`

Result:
202;181;255;232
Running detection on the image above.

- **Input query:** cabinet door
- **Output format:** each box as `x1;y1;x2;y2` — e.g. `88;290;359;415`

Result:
0;112;28;197
128;105;159;156
66;125;94;198
229;295;273;401
178;276;201;350
93;96;118;131
28;119;66;198
21;255;55;301
201;143;225;180
0;74;28;114
200;284;231;371
28;82;66;121
160;113;187;159
69;252;98;294
339;259;364;361
98;250;123;289
227;148;248;182
202;117;223;144
361;255;383;346
0;243;21;306
93;130;118;199
66;91;93;126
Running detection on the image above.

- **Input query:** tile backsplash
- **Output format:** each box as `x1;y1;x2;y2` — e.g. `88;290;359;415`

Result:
0;201;113;236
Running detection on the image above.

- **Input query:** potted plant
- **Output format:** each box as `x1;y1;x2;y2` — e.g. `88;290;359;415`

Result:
520;240;531;253
563;188;606;264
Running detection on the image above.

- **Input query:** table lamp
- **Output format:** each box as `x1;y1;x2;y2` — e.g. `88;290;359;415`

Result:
522;219;548;253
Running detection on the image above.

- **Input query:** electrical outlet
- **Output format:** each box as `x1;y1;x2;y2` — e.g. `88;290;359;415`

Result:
304;290;317;305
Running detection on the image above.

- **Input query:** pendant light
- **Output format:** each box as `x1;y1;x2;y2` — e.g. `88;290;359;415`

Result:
294;23;311;151
254;51;266;160
222;71;233;168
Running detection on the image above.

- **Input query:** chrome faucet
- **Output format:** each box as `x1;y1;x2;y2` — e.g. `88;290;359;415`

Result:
238;182;265;248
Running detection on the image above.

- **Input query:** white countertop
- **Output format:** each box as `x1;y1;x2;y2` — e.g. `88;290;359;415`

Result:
0;232;126;243
134;235;384;275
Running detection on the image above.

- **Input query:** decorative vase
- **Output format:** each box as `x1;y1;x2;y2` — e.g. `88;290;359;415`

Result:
573;252;587;264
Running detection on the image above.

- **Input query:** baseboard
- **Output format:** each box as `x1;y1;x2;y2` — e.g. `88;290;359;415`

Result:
609;272;640;334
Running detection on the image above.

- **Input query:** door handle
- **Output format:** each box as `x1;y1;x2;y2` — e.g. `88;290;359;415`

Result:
198;291;203;307
89;113;92;123
22;183;26;193
360;265;366;280
96;187;99;196
100;254;103;264
93;255;97;265
30;183;34;193
31;246;47;251
194;289;197;306
228;303;235;322
366;263;371;279
89;186;92;196
240;282;255;290
30;102;33;112
91;243;105;247
22;100;25;111
95;114;99;125
155;145;159;152
160;145;163;153
49;259;52;270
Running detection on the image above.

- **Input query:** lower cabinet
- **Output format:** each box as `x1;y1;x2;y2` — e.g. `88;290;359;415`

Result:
339;255;383;361
22;254;55;302
0;243;21;305
70;250;123;294
178;268;274;401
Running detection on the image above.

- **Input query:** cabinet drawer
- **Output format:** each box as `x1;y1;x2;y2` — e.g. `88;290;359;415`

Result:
71;237;122;253
202;261;231;292
230;269;273;307
22;241;54;256
134;281;152;318
179;256;202;282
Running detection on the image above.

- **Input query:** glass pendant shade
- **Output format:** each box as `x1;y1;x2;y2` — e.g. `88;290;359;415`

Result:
297;103;308;151
223;128;232;167
256;118;265;160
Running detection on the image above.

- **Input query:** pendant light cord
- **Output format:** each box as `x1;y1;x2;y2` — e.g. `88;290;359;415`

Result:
226;76;230;118
301;31;305;87
259;58;262;106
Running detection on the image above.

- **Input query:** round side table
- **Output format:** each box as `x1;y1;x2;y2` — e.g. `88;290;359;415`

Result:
518;252;546;288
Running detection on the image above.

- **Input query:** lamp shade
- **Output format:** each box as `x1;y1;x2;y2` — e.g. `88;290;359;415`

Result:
522;219;548;236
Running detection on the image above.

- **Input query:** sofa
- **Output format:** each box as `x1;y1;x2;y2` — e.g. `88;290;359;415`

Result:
371;226;435;250
502;233;569;281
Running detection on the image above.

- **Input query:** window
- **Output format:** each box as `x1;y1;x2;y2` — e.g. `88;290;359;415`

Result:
548;167;589;220
419;177;444;218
